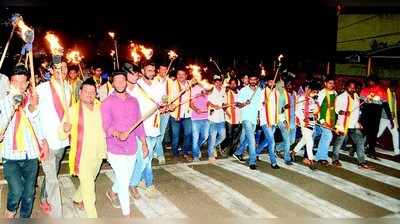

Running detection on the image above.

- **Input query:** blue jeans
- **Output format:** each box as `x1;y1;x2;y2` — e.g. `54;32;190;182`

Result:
314;126;333;161
154;113;170;159
129;136;158;188
207;122;226;158
192;119;210;159
170;117;192;156
3;158;38;218
289;127;296;145
332;128;366;164
234;120;257;165
256;125;277;166
274;122;291;162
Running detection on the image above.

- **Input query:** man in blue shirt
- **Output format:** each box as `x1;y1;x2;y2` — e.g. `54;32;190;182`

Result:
233;73;262;170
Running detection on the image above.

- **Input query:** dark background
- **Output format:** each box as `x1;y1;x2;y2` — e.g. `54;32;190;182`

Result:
1;0;400;74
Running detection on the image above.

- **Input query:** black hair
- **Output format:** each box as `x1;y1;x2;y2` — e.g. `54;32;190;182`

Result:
345;79;357;88
11;64;29;78
324;75;335;83
80;77;96;90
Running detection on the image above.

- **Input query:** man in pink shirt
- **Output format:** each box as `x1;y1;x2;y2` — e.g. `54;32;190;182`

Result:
101;71;148;217
190;83;210;161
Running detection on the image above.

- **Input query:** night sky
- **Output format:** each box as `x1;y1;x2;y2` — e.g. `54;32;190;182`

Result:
0;0;399;73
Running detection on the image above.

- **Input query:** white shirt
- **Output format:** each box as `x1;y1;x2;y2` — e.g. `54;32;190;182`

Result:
0;73;10;99
127;79;162;137
0;94;43;160
36;80;71;150
208;86;226;123
335;91;361;130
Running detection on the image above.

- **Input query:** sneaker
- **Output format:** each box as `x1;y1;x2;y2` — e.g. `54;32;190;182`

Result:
285;161;293;165
106;190;121;208
129;187;141;199
249;164;257;170
193;157;200;162
233;154;245;163
271;164;280;169
332;160;342;167
39;201;52;215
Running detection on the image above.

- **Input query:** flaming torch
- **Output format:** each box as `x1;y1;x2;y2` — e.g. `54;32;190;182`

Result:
108;32;119;69
45;32;69;120
209;57;222;73
110;50;116;70
13;14;36;90
0;14;20;70
165;50;178;76
272;54;284;84
139;45;153;60
66;50;84;79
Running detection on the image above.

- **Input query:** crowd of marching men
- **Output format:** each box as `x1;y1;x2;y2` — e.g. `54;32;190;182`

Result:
0;59;399;218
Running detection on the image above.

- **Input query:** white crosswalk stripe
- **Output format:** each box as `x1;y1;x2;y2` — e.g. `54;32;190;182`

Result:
259;155;400;213
335;159;400;188
215;161;360;218
163;163;277;218
104;170;186;218
339;150;400;171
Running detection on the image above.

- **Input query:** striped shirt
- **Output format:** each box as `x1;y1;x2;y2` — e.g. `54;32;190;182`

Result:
0;94;42;160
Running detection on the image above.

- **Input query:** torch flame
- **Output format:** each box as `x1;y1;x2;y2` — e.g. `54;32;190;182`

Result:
139;45;153;60
168;50;178;60
189;64;212;91
131;49;141;63
45;33;63;56
110;50;115;57
108;32;115;39
66;50;83;64
16;19;33;43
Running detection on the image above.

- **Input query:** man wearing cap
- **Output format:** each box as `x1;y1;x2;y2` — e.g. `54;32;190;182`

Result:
207;75;226;162
36;61;71;217
101;70;147;217
0;64;49;218
59;78;107;218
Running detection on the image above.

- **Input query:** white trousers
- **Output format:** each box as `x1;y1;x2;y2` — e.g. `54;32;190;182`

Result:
294;127;314;161
107;152;136;216
377;119;400;155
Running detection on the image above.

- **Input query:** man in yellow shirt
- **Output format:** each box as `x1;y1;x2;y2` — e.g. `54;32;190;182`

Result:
60;78;107;218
